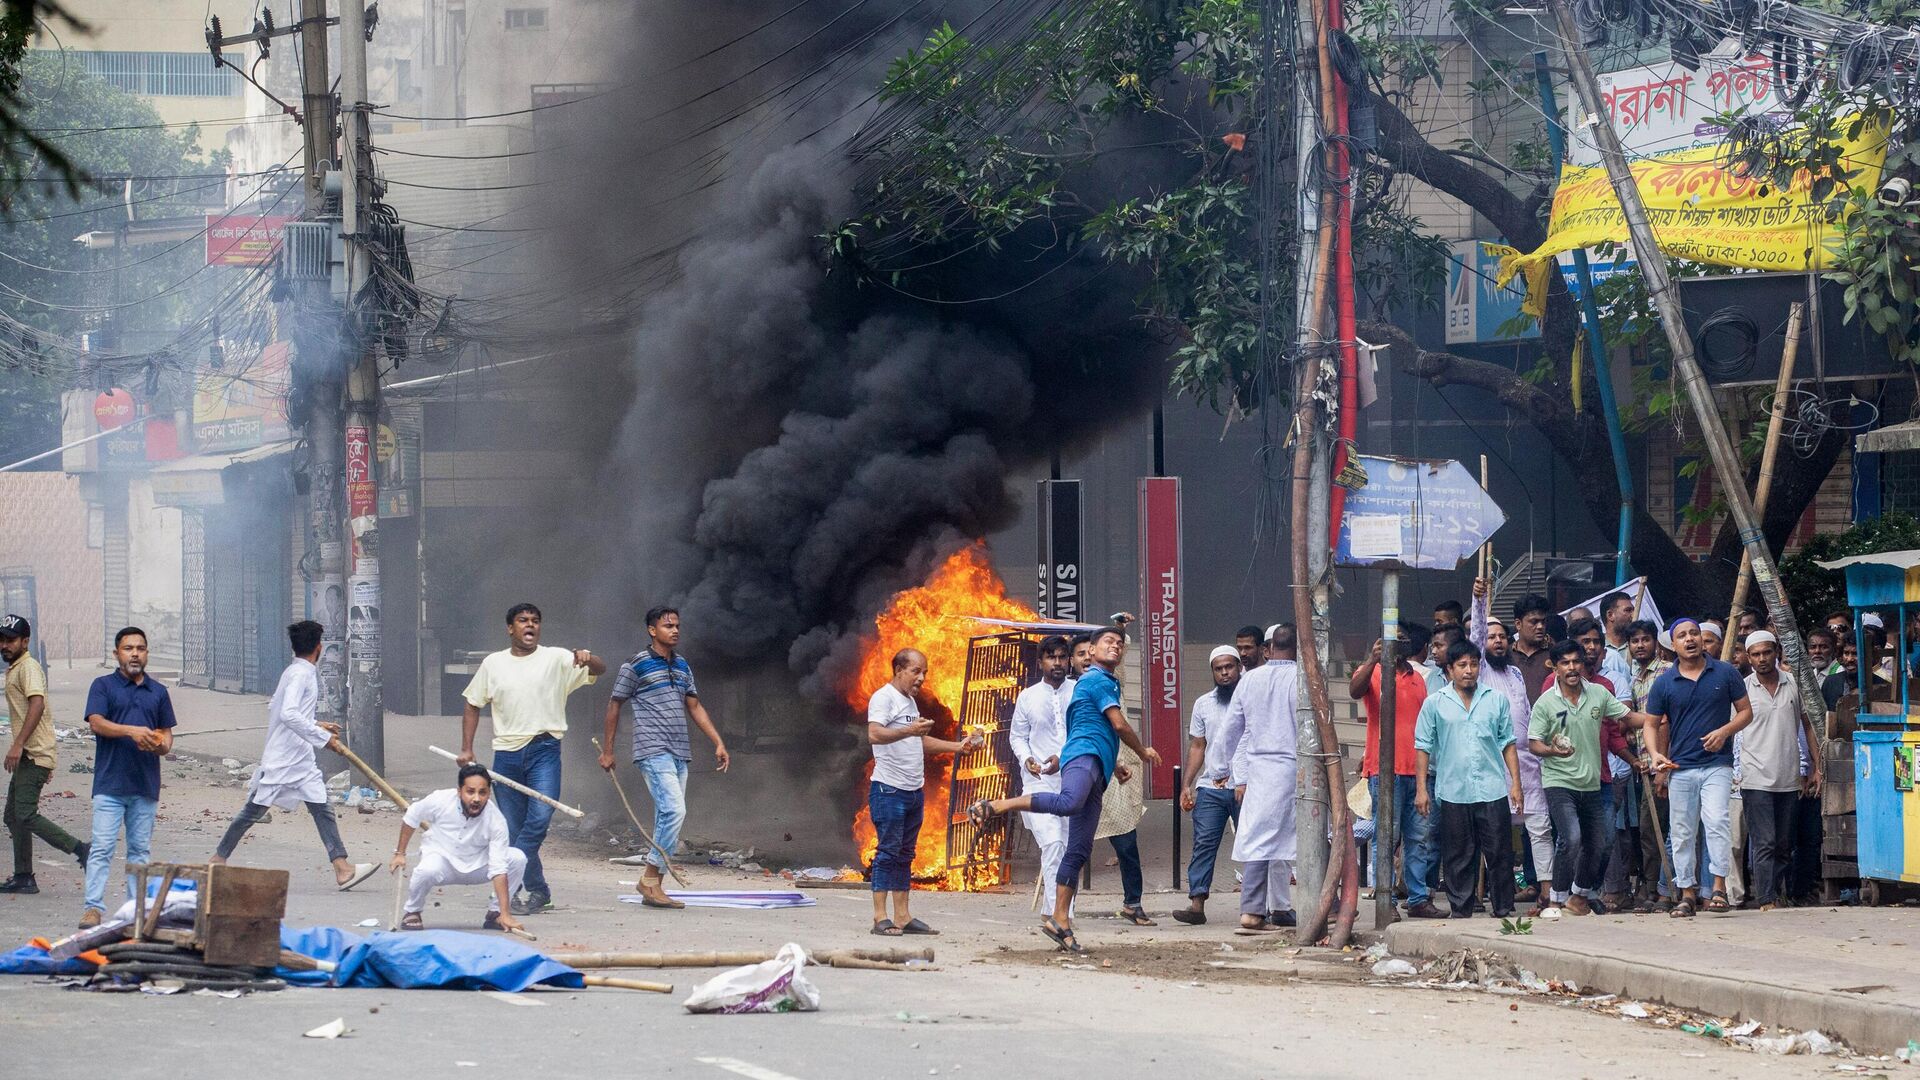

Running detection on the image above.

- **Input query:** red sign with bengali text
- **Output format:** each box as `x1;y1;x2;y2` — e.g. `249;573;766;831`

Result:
345;424;375;520
205;213;292;266
1138;477;1182;799
93;388;135;430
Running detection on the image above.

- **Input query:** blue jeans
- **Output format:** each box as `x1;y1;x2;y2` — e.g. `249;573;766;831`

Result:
1030;756;1109;887
637;752;689;874
868;780;924;893
1667;764;1734;891
1109;830;1143;908
1186;786;1240;899
84;793;157;913
1370;773;1436;906
492;734;562;897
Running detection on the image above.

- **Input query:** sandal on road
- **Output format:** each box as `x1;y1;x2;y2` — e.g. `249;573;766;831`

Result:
1669;898;1696;918
1039;916;1071;949
399;912;425;931
900;918;940;935
1118;907;1157;927
871;919;903;937
1704;891;1731;913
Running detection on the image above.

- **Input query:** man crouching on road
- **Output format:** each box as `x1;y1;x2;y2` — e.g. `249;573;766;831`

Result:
391;764;527;936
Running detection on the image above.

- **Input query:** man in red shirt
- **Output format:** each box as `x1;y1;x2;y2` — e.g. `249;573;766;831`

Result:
1348;626;1440;919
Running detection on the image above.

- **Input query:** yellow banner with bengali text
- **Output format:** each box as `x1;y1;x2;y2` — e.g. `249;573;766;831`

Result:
1496;121;1887;316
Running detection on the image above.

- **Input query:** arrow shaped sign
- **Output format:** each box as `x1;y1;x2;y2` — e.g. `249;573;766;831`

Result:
1333;456;1506;571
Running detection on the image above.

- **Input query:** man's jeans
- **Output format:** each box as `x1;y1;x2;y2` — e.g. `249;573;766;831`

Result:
84;793;157;913
1186;786;1239;899
1369;773;1436;906
1544;786;1608;898
1667;765;1734;892
491;734;563;898
637;752;689;874
1108;830;1143;908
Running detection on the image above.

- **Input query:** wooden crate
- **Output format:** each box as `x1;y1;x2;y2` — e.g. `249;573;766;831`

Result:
1825;813;1858;858
202;864;289;967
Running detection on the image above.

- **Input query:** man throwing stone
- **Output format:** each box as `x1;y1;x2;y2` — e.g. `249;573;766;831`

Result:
458;603;604;916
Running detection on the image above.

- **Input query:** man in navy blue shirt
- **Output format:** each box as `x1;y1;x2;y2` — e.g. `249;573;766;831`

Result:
78;627;176;928
1645;617;1751;918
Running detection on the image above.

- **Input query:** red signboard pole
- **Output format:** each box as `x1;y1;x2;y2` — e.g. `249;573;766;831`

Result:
1138;477;1182;799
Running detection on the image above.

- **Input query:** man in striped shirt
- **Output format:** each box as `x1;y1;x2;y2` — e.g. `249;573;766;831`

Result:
599;607;730;909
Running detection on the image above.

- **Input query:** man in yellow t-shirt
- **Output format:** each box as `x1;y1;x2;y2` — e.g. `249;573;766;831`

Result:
2;615;86;894
458;603;604;915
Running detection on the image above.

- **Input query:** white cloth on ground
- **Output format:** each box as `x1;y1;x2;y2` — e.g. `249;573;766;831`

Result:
1222;659;1299;863
403;788;514;878
1010;677;1071;845
407;846;526;914
248;658;331;809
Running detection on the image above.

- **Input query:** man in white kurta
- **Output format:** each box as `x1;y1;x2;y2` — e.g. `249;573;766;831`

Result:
1218;625;1300;931
393;765;527;933
211;621;374;890
1010;635;1074;918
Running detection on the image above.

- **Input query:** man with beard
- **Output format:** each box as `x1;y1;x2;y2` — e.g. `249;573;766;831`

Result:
1173;645;1244;925
392;764;527;935
78;628;176;928
1222;623;1301;932
1010;635;1074;926
1471;579;1552;909
1805;628;1839;681
1235;626;1265;670
1601;592;1636;670
1;615;85;896
1415;639;1523;918
1739;631;1821;911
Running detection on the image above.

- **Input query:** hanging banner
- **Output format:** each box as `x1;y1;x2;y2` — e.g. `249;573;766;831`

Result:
1138;477;1181;799
1498;119;1887;314
1036;479;1082;622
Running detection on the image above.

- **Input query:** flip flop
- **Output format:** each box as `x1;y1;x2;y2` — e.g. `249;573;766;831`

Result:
399;912;425;931
1704;891;1731;913
1118;907;1157;927
1234;921;1280;936
900;918;940;935
1670;898;1696;918
871;919;903;937
337;863;378;892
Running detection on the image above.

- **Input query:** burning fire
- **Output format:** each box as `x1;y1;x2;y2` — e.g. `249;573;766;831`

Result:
850;542;1035;889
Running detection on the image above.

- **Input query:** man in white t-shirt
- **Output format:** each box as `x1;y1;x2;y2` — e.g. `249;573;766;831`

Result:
457;603;603;915
391;764;527;934
867;648;980;936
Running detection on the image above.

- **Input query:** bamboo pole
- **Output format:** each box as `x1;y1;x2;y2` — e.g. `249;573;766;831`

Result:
333;740;411;810
548;947;934;969
1722;302;1805;661
580;974;674;993
1478;455;1491;581
428;745;587;817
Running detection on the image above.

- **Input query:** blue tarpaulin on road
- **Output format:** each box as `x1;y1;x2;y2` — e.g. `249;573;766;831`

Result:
277;926;583;991
0;942;96;976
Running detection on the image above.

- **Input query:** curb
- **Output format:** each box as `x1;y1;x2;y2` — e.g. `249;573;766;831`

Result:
1385;922;1920;1055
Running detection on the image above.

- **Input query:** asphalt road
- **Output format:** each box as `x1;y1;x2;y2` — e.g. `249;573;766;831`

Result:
0;749;1844;1080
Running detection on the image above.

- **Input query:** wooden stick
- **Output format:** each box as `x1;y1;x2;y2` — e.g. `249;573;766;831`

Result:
548;947;934;969
1478;454;1491;581
824;956;934;972
580;974;674;993
590;737;691;888
1723;301;1804;662
427;745;587;818
389;865;407;933
278;949;339;974
506;925;538;943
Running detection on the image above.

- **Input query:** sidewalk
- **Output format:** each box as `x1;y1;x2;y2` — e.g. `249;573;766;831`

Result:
1388;906;1920;1054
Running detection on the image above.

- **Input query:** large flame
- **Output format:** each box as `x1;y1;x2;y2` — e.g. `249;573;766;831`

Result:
850;543;1035;889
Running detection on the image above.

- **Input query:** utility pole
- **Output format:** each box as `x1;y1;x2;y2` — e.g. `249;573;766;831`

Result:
1374;572;1398;929
1547;0;1828;730
339;0;385;773
296;0;348;736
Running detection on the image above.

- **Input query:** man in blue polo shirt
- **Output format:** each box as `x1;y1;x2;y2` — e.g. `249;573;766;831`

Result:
79;627;177;928
1646;617;1751;918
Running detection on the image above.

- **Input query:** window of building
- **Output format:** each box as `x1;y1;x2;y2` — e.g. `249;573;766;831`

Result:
504;8;547;29
42;50;242;97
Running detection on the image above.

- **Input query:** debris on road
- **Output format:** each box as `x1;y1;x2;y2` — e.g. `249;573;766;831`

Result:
682;943;819;1014
303;1018;349;1039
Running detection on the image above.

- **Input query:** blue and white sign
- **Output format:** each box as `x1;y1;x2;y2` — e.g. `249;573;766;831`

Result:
1335;456;1506;571
1444;240;1540;344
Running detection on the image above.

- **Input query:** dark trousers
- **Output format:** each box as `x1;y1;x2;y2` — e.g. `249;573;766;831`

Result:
1439;798;1515;916
215;798;348;863
1742;788;1798;906
491;733;562;897
1545;786;1609;895
6;760;81;875
1790;792;1823;900
868;781;924;893
1109;830;1143;908
1186;786;1239;899
1030;756;1109;887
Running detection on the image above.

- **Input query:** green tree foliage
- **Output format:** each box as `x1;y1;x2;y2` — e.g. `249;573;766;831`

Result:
1780;513;1920;631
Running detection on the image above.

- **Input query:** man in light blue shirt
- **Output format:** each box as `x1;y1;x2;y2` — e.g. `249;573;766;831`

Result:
1415;639;1522;918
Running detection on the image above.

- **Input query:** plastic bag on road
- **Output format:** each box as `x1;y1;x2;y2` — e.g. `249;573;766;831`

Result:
683;943;819;1014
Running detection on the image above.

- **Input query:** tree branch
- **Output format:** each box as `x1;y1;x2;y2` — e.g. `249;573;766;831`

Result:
1371;96;1546;250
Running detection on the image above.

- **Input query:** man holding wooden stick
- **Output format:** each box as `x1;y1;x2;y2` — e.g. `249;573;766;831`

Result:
458;603;604;916
391;763;527;935
599;607;729;910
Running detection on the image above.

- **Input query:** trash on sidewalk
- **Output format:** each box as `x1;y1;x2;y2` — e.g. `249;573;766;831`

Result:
682;943;819;1014
1420;948;1544;991
1618;1002;1651;1019
1370;958;1418;977
303;1018;349;1039
1736;1029;1837;1055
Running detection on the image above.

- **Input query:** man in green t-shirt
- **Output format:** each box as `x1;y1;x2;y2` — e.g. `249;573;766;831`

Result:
2;615;87;894
1530;639;1631;916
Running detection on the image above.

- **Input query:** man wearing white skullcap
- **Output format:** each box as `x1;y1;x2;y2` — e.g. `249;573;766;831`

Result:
1739;630;1821;910
1173;645;1246;925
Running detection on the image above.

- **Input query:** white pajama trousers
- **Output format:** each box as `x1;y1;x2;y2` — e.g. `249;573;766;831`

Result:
406;848;526;914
